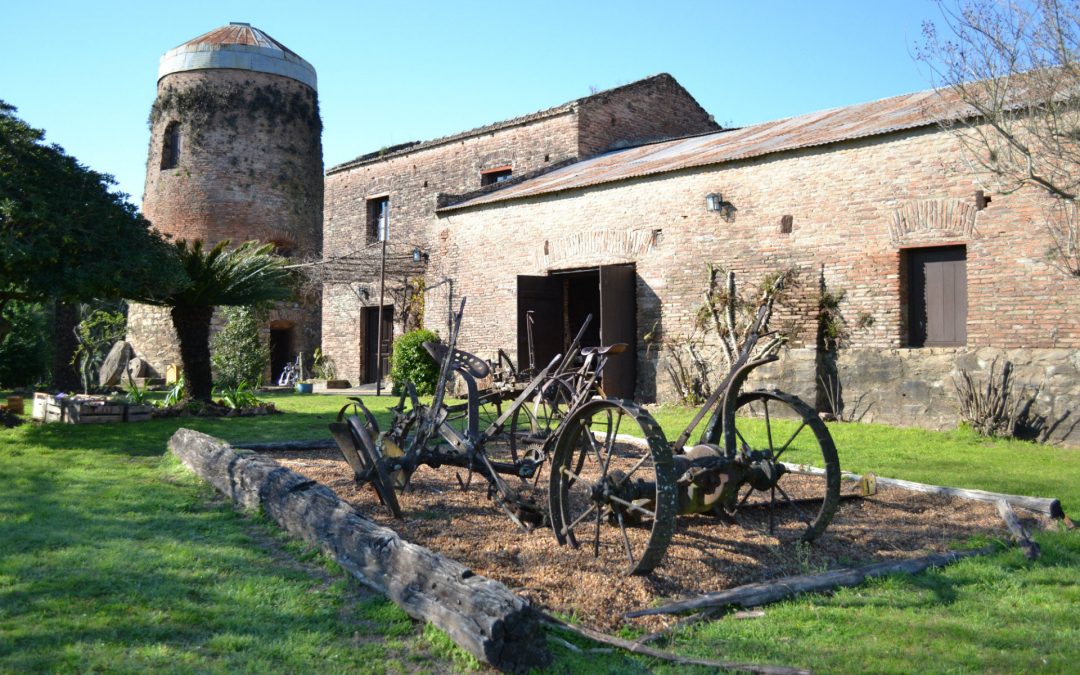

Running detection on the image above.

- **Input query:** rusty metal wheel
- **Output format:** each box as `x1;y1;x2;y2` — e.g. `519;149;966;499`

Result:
346;399;403;518
509;377;575;464
548;399;678;575
725;390;841;542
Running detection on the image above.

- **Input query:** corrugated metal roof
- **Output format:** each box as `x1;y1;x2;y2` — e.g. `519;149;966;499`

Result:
440;87;972;212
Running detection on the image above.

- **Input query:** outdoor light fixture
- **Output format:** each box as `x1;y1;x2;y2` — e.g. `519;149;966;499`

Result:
705;193;724;212
412;247;429;263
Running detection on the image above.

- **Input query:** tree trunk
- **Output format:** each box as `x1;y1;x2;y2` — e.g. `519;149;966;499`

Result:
171;304;214;401
52;301;80;391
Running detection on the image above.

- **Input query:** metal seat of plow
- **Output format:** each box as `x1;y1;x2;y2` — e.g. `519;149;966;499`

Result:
580;343;628;356
423;341;491;379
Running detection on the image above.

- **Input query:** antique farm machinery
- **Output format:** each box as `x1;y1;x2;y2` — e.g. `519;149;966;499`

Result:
332;293;841;575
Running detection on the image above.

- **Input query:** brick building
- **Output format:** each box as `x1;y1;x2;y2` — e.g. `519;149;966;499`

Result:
324;78;1079;443
128;23;323;381
322;74;719;385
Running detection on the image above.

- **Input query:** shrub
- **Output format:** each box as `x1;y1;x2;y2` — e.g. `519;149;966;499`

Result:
211;305;270;388
71;307;125;393
0;301;51;388
390;329;440;395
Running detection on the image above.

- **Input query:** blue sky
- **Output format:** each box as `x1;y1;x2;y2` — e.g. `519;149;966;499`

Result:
1;1;943;204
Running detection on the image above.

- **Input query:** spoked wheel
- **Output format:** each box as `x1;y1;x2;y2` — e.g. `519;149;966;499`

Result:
509;377;575;464
725;390;841;542
548;399;677;575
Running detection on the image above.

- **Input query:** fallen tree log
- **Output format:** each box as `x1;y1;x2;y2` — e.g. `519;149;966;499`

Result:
169;428;548;672
625;545;998;618
781;462;1065;519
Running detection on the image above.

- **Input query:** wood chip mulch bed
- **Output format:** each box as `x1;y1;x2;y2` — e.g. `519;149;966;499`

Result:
261;446;1050;632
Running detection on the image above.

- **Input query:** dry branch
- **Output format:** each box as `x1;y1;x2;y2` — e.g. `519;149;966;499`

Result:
996;499;1042;560
625;545;998;619
541;614;809;675
169;428;549;672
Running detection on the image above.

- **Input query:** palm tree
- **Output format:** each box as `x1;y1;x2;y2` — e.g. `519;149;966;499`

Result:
138;240;293;402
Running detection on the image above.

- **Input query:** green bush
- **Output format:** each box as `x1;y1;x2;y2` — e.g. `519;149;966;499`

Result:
390;329;440;396
211;305;270;388
0;301;51;387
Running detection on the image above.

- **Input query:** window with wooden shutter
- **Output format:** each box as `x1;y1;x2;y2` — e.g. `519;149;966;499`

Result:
905;246;967;347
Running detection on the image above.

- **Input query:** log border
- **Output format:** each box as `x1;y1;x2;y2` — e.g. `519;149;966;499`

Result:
169;428;549;672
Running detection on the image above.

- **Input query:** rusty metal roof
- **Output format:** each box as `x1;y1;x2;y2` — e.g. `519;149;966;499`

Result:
159;22;317;89
173;22;299;57
440;86;971;212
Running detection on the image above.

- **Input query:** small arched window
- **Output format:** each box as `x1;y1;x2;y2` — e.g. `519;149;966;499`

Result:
161;122;181;169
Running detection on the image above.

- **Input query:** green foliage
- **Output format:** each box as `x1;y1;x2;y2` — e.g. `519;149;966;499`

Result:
137;240;293;310
212;381;263;409
0;101;182;315
310;347;336;381
135;239;293;402
390;329;440;396
125;379;150;405
162;373;186;407
71;308;126;393
211;305;270;388
0;301;50;387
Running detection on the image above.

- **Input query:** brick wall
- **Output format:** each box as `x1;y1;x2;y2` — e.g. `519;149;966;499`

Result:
577;73;718;155
426;125;1080;442
321;75;719;385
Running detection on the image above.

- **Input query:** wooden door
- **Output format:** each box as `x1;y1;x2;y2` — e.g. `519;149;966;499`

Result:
908;247;967;347
363;306;394;383
599;263;637;398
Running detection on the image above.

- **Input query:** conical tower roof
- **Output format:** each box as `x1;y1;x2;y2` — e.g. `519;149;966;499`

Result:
158;22;316;90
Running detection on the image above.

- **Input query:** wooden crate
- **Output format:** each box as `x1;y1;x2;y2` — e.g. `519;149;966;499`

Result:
42;396;123;424
124;404;154;423
32;392;50;421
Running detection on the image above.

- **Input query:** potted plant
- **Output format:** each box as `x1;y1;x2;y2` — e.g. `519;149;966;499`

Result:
290;353;312;393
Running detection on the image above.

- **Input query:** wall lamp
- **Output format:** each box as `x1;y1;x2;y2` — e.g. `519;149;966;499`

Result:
412;247;430;263
706;192;736;219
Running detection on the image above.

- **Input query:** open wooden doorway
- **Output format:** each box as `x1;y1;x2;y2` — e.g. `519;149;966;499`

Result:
516;264;636;397
268;321;295;384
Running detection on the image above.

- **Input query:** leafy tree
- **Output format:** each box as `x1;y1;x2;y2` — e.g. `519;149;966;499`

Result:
136;240;292;402
71;307;126;393
211;305;271;388
919;0;1080;277
0;101;182;335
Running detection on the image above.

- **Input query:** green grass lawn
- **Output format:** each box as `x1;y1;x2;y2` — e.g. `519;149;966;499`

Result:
1;392;1077;673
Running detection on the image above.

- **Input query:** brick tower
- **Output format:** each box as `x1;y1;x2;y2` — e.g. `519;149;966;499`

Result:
127;22;323;383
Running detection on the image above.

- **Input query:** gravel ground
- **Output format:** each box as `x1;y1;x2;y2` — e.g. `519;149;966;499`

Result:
263;445;1041;632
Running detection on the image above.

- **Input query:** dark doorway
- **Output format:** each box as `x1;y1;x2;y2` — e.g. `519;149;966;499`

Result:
269;326;293;383
517;264;637;397
906;246;967;347
363;305;394;383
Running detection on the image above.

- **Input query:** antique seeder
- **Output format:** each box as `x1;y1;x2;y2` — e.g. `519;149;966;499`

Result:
332;294;841;574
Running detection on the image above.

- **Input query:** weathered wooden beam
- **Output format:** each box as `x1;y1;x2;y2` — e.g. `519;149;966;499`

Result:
230;438;337;451
625;545;998;618
169;428;549;672
781;462;1066;519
